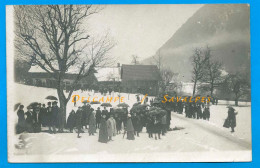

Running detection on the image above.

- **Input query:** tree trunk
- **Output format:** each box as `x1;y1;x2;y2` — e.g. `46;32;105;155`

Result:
210;83;214;97
193;79;197;96
57;87;67;131
235;94;239;106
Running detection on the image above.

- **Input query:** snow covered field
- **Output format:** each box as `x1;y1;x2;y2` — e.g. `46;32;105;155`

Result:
8;84;251;162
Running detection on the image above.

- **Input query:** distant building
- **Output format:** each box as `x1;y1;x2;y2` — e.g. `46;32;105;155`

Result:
27;66;97;90
95;64;121;92
121;64;161;96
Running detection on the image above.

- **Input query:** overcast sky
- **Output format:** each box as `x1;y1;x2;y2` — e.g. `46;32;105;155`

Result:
87;4;203;64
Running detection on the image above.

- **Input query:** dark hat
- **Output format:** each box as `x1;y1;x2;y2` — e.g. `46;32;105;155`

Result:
27;105;33;109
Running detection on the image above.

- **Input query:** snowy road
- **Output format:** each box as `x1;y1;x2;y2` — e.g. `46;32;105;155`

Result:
171;112;251;151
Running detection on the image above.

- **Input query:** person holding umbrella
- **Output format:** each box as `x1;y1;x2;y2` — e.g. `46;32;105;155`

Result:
46;102;52;133
102;107;109;120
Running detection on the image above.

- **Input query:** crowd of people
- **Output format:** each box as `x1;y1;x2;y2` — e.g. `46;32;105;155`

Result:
15;98;172;143
15;95;237;144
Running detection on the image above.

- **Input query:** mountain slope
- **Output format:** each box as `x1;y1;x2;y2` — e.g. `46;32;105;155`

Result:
143;4;250;81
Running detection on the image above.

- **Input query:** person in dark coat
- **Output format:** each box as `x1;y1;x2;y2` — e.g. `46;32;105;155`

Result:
46;102;52;132
17;105;26;134
67;110;76;133
125;114;135;140
32;105;42;133
88;108;96;136
50;101;59;134
227;106;238;132
132;113;142;137
166;109;171;130
114;113;122;134
146;116;154;138
41;104;48;127
98;115;108;143
25;106;34;133
76;106;83;138
152;116;162;140
81;103;88;129
161;114;167;135
101;107;109;120
203;107;210;121
95;107;102;129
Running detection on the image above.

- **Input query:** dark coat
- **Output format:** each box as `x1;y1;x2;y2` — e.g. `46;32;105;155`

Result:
17;109;26;134
102;110;109;120
76;110;82;128
51;106;59;127
88;112;96;134
115;116;122;130
98;117;108;143
81;105;88;125
40;107;48;126
125;117;134;132
17;109;25;125
152;119;162;134
67;111;76;129
132;116;142;132
95;110;102;123
25;111;34;132
227;108;237;128
46;106;52;126
146;117;154;133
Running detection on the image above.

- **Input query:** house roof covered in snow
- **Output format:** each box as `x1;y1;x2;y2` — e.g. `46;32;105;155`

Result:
121;64;161;81
28;65;81;74
95;67;121;82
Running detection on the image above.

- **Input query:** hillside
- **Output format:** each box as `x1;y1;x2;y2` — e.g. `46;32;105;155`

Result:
143;4;250;81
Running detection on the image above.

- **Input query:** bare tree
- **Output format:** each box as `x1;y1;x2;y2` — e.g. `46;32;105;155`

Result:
191;48;207;96
14;5;114;129
224;73;250;106
131;54;140;65
152;50;163;70
200;46;223;97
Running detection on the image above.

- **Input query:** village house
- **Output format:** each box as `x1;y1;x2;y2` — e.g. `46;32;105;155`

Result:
27;65;97;91
120;64;161;96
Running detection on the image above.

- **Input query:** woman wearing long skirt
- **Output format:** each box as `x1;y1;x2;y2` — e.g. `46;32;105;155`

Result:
98;115;108;143
125;114;135;140
88;109;96;136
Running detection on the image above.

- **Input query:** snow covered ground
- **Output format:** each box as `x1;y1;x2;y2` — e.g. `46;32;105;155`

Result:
8;84;251;162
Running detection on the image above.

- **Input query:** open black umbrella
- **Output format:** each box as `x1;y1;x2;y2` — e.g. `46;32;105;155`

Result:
46;95;58;101
133;102;141;106
101;103;112;107
29;102;39;108
90;101;101;104
82;100;90;104
117;103;129;108
14;103;21;111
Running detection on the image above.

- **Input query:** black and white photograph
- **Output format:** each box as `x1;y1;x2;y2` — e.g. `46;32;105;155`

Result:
6;4;251;162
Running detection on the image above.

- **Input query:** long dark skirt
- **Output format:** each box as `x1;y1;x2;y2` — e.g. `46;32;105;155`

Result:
127;131;135;140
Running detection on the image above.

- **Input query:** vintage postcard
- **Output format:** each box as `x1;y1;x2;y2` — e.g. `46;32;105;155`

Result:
6;4;251;162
